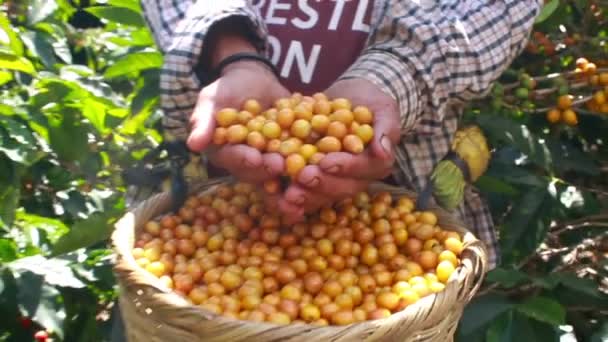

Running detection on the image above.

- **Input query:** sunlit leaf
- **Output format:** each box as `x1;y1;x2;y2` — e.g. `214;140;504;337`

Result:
21;31;58;69
0;12;24;56
9;255;85;288
0;239;18;262
535;0;559;24
52;213;115;255
0;71;12;86
28;0;59;25
15;211;69;244
104;51;162;78
85;6;145;27
108;0;142;13
16;271;65;338
0;52;36;74
81;98;108;134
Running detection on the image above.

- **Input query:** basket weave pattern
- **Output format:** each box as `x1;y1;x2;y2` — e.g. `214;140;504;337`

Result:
112;179;488;342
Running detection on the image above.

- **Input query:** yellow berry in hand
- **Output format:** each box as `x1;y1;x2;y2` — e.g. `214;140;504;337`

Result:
213;127;227;145
216;108;238;127
330;109;354;125
279;138;302;157
343;135;364;154
331;98;352;111
353;106;373;124
286;154;306;176
300;144;318;161
262;121;281;139
317;136;342;153
226;124;249;144
311;115;330;134
327;121;348;139
247;131;266;151
243;99;262;115
355;124;374;143
277;108;295;128
291;119;312;139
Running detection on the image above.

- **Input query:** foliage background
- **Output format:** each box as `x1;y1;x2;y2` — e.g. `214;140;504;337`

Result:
0;0;606;341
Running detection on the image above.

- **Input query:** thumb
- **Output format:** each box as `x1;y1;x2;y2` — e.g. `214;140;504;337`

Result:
370;108;400;161
187;95;217;152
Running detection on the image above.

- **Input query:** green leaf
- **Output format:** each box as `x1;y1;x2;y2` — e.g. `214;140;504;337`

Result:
486;311;513;342
0;239;18;262
0;185;19;229
0;71;12;86
16;271;65;338
476;115;552;171
516;296;565;325
457;294;513;337
546;139;599;176
0;52;36;74
15;211;69;244
108;0;142;13
500;189;548;257
0;269;18;320
21;31;58;69
81;99;108;134
0;12;24;56
9;255;85;288
535;0;559;24
485;268;529;288
52;213;114;255
131;69;159;115
553;273;604;298
475;175;519;196
104;51;162;78
85;6;145;27
28;0;59;25
48;112;89;162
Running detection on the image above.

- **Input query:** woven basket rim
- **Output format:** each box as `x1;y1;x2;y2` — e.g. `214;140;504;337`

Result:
112;178;488;339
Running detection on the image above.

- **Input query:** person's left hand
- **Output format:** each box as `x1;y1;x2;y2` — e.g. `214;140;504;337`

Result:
276;78;401;222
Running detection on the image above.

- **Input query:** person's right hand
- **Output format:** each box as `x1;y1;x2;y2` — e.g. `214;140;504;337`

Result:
187;60;290;183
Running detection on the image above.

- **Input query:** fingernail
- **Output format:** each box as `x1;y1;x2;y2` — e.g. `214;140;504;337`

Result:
380;134;393;157
302;176;320;188
324;165;342;174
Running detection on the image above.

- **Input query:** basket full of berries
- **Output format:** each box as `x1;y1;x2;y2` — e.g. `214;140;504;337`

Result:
112;93;488;341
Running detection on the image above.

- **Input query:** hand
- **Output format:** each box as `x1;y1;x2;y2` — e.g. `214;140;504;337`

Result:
278;78;401;222
186;30;290;183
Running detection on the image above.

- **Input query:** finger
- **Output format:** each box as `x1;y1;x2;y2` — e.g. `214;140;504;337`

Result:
278;198;305;224
208;145;272;183
318;151;394;180
187;92;218;152
289;172;368;204
282;184;331;212
369;106;401;161
262;153;285;178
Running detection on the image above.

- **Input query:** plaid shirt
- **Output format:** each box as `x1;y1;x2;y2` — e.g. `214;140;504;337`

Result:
141;0;542;269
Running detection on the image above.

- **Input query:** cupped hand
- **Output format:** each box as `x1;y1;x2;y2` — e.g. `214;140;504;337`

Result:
278;78;401;222
188;61;290;183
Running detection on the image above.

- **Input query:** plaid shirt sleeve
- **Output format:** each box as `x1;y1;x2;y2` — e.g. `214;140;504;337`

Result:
339;0;542;136
338;0;541;269
140;0;268;141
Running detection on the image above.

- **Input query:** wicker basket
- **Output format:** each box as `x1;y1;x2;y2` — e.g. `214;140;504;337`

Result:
112;178;488;342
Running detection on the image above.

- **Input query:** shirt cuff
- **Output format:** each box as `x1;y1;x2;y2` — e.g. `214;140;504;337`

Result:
160;5;268;141
338;50;422;135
